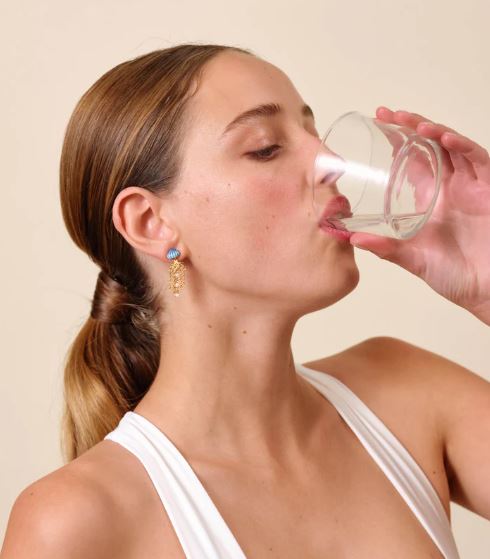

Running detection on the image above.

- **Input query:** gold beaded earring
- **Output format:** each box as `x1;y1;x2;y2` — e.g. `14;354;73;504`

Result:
166;247;185;297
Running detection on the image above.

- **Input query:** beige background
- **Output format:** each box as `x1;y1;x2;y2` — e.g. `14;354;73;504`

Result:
1;0;489;556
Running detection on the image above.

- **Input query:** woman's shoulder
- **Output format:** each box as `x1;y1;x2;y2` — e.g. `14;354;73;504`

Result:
1;440;146;559
302;335;453;515
302;335;448;425
304;335;450;388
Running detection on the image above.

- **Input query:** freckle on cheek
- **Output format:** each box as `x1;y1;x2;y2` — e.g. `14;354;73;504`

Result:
207;324;212;328
242;330;247;334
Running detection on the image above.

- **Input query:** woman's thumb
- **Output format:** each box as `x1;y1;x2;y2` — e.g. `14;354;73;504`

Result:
349;232;425;278
349;233;406;263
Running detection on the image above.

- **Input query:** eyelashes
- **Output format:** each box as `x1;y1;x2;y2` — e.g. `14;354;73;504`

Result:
247;144;282;162
246;128;320;162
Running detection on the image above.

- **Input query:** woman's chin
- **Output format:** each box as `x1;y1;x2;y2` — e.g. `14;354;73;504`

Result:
306;265;360;311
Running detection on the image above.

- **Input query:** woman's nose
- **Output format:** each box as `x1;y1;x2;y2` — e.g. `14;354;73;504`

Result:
313;144;346;187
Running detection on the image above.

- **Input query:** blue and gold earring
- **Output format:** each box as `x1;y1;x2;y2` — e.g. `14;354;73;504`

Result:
166;247;185;297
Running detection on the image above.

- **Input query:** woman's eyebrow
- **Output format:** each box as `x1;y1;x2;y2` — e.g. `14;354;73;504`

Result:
220;102;315;139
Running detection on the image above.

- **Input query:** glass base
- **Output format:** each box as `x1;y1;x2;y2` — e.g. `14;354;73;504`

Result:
331;211;426;239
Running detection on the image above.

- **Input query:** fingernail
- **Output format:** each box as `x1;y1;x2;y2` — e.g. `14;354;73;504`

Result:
350;239;365;248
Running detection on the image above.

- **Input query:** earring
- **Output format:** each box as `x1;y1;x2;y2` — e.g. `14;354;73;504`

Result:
166;247;185;297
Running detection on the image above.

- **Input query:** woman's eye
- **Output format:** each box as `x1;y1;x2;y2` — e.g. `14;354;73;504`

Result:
248;144;281;161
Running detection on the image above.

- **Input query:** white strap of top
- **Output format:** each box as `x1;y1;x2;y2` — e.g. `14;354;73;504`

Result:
104;412;247;559
296;364;460;559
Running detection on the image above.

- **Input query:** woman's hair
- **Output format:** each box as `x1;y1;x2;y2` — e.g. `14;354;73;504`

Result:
59;42;255;462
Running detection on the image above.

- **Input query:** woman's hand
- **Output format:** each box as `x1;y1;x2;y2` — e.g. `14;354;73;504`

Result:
349;106;490;325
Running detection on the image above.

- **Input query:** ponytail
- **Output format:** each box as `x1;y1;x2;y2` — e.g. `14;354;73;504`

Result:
61;270;160;461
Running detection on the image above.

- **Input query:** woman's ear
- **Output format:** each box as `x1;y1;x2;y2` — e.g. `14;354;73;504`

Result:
112;186;182;261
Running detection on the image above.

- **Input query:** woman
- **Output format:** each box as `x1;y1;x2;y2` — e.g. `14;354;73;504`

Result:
2;43;489;559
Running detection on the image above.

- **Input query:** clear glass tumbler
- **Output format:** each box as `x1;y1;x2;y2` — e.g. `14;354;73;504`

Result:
312;110;445;239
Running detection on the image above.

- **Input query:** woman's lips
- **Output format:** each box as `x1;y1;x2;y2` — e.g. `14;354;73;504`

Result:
319;221;353;241
318;194;353;241
319;195;353;223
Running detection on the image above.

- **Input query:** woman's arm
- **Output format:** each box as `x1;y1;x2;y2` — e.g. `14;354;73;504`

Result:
373;336;490;520
431;351;490;519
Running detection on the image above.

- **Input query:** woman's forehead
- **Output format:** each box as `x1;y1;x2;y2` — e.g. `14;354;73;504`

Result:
189;54;303;136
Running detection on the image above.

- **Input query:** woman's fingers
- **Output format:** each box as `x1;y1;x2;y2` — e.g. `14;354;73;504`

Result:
376;106;489;181
416;120;458;136
438;134;478;179
376;106;396;119
445;133;490;165
440;133;490;181
376;107;440;131
376;107;456;136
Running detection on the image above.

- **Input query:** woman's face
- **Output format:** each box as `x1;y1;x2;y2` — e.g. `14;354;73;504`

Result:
169;50;359;313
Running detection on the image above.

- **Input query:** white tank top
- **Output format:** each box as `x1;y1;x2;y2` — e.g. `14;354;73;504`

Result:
103;362;460;559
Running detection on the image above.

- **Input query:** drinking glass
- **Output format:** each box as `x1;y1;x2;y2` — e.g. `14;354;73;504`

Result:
312;110;446;239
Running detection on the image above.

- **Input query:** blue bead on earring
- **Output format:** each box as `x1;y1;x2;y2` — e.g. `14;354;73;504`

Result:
166;247;185;297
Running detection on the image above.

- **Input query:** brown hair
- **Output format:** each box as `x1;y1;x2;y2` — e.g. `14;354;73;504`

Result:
59;42;255;462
